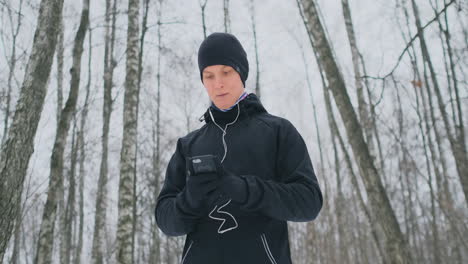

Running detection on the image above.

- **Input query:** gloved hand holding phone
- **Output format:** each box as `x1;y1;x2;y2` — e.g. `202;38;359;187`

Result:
176;155;222;217
177;154;248;217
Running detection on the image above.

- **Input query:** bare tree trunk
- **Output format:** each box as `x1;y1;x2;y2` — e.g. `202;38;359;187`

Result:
58;174;67;264
59;162;68;263
350;191;370;264
298;1;412;263
305;221;317;263
410;0;468;205
418;63;442;263
429;0;457;129
295;6;337;262
6;6;26;247
199;0;211;105
332;133;350;264
55;15;67;263
327;9;387;264
434;0;465;160
249;0;260;96
199;0;208;39
0;0;64;260
34;0;89;262
10;198;23;264
132;0;150;261
164;238;169;264
56;15;66;264
309;44;338;264
156;0;163;217
401;12;445;258
340;0;372;147
429;0;456;194
149;144;161;261
361;59;386;179
295;32;325;263
2;0;24;146
75;26;92;264
91;0;117;262
397;3;427;260
342;0;389;187
393;78;414;263
116;0;139;262
323;180;335;264
62;118;79;264
325;91;350;263
323;82;386;263
223;0;230;33
430;2;466;229
19;217;30;264
296;0;385;261
56;16;64;123
149;125;161;263
411;59;437;264
150;1;163;262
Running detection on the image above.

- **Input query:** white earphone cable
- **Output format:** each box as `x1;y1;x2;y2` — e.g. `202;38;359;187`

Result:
208;103;240;162
207;103;241;233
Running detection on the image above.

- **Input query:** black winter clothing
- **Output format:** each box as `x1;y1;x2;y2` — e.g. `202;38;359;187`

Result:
155;93;322;264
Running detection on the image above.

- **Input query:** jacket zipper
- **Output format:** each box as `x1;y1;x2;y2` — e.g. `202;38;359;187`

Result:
261;233;278;264
180;240;193;264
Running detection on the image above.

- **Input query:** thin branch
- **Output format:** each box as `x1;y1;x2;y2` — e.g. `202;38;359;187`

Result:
363;0;455;80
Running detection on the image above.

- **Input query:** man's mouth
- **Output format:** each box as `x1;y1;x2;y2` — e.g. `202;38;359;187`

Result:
217;93;228;97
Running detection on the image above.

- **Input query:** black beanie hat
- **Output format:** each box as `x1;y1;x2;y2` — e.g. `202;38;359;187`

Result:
198;32;249;87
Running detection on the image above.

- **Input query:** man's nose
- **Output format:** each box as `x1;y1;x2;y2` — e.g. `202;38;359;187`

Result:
214;76;224;89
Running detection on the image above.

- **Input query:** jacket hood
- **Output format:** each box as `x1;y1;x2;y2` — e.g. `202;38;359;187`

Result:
200;93;267;125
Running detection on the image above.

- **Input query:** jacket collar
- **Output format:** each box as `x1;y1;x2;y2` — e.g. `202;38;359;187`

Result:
200;93;267;125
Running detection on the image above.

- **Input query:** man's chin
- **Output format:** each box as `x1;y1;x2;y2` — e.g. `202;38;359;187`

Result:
212;99;229;108
214;102;232;110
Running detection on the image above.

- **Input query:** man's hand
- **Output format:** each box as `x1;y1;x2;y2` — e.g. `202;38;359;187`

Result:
176;155;220;217
216;169;248;204
184;172;218;209
208;157;248;205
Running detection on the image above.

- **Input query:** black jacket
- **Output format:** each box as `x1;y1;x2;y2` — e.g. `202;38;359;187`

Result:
155;93;322;264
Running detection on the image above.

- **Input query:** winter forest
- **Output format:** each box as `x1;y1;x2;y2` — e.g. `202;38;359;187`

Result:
0;0;466;263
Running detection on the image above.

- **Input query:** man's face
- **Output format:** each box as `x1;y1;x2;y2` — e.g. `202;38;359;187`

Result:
202;65;244;109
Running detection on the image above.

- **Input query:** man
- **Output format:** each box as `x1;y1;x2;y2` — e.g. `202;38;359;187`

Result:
155;32;322;264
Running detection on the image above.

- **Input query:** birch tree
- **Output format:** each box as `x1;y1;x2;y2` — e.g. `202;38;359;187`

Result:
249;0;261;97
0;0;64;260
62;118;79;264
56;16;64;122
75;26;93;264
5;1;25;261
410;0;468;206
132;0;150;260
199;0;208;39
223;0;231;33
91;0;117;262
150;1;166;262
34;0;89;262
1;0;24;146
115;0;140;262
56;14;67;264
297;0;413;263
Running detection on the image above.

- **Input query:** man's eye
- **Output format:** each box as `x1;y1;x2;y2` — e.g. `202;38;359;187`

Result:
205;75;213;79
224;71;230;74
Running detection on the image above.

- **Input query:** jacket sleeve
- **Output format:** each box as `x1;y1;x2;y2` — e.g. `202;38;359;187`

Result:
155;139;199;236
239;120;323;222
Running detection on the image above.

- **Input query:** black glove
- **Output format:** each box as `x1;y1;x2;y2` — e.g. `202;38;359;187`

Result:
176;155;221;217
218;170;248;204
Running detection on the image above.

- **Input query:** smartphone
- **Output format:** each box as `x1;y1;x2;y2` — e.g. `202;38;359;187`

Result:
187;154;219;176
